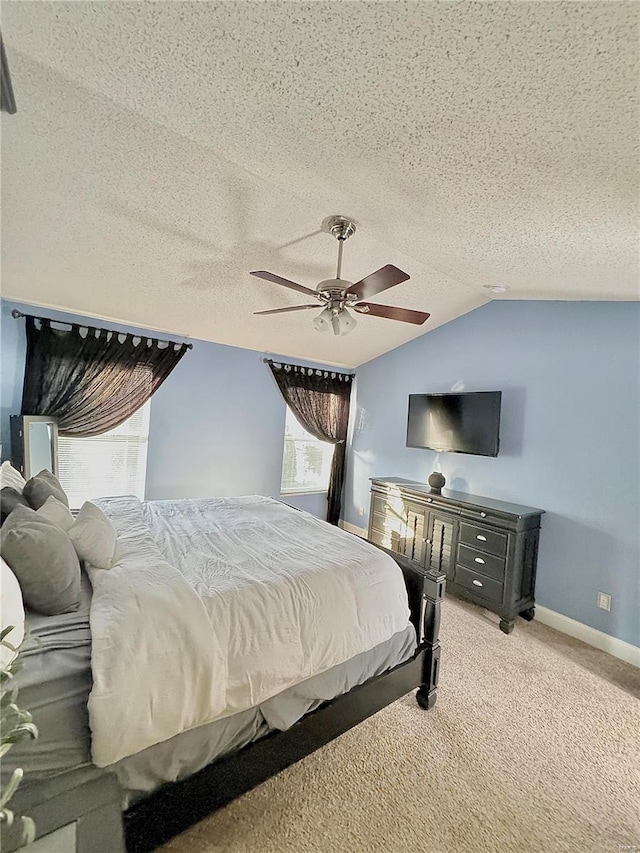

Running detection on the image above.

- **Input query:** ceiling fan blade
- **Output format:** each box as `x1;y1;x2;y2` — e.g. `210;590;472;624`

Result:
250;270;319;298
254;304;320;315
347;264;410;300
355;302;430;325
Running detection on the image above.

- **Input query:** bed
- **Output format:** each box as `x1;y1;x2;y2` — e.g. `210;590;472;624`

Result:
3;496;445;853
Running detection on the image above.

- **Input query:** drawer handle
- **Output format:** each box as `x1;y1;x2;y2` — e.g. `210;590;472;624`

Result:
426;497;432;503
480;512;487;518
476;534;487;542
474;557;486;565
423;538;431;544
472;579;484;587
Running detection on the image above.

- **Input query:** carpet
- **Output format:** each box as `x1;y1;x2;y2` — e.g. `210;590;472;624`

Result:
160;598;640;853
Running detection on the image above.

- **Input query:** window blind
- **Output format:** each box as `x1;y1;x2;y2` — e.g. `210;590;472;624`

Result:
281;407;333;494
57;402;150;509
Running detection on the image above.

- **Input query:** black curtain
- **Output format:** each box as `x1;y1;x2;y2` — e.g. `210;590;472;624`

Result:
21;316;189;436
268;361;354;525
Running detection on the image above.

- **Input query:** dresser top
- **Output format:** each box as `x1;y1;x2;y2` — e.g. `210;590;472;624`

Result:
371;477;544;518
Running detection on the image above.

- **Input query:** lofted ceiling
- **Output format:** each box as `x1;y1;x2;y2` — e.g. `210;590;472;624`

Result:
1;1;638;368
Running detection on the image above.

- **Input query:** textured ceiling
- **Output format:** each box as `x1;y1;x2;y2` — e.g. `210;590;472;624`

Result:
1;1;638;367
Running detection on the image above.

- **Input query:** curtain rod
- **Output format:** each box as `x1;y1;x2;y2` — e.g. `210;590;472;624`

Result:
263;357;354;376
11;309;194;350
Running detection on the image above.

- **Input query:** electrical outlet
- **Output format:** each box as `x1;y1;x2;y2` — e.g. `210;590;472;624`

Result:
358;506;365;516
597;592;611;611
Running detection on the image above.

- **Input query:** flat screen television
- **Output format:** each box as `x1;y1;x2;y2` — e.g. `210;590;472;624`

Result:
406;391;502;457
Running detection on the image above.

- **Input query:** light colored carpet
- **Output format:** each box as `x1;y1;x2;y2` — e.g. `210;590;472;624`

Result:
160;598;640;853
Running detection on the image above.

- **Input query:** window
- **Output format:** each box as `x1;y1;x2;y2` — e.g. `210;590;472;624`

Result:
57;402;150;510
280;407;334;494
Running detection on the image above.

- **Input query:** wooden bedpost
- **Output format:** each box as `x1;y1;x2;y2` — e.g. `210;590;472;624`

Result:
416;568;446;710
367;544;446;711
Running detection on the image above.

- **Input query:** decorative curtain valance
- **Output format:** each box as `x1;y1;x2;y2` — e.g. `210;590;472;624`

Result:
20;315;190;437
267;360;354;525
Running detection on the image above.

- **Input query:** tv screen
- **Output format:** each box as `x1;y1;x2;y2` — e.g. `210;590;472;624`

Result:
406;392;502;457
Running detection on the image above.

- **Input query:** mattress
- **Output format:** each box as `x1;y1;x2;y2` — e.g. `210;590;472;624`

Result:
5;571;416;807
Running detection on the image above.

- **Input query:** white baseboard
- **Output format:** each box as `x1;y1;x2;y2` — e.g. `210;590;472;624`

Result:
340;520;368;538
535;606;640;669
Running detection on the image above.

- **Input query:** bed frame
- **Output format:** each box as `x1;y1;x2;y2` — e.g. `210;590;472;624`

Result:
8;549;445;853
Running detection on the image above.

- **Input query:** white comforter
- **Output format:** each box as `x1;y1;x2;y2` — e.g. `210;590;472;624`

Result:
87;496;411;767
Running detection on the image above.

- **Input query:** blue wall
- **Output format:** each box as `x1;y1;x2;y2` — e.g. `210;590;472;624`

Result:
344;301;639;647
0;299;329;518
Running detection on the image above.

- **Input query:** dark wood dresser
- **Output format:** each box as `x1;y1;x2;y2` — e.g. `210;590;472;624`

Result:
367;478;544;634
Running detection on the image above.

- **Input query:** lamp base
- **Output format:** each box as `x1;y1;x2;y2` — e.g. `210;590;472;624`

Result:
428;472;446;495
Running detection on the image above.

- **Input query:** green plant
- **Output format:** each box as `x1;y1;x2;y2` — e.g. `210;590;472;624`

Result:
1;626;38;846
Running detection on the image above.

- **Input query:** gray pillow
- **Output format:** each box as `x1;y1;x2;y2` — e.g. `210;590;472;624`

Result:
0;505;81;615
1;487;30;524
23;469;69;511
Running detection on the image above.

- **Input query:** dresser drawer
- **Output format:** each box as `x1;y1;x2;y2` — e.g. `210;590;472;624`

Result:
455;565;504;606
457;543;505;581
368;526;407;554
368;527;387;548
459;522;507;557
370;508;390;534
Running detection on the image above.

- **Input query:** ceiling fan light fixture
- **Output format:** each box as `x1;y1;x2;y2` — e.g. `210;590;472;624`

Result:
331;308;357;336
313;306;333;333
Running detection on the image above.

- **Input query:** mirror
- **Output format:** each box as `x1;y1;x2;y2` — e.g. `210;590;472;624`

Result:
10;415;59;480
28;421;56;476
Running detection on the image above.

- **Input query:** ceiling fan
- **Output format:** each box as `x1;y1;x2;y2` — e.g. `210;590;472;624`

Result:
250;215;430;336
